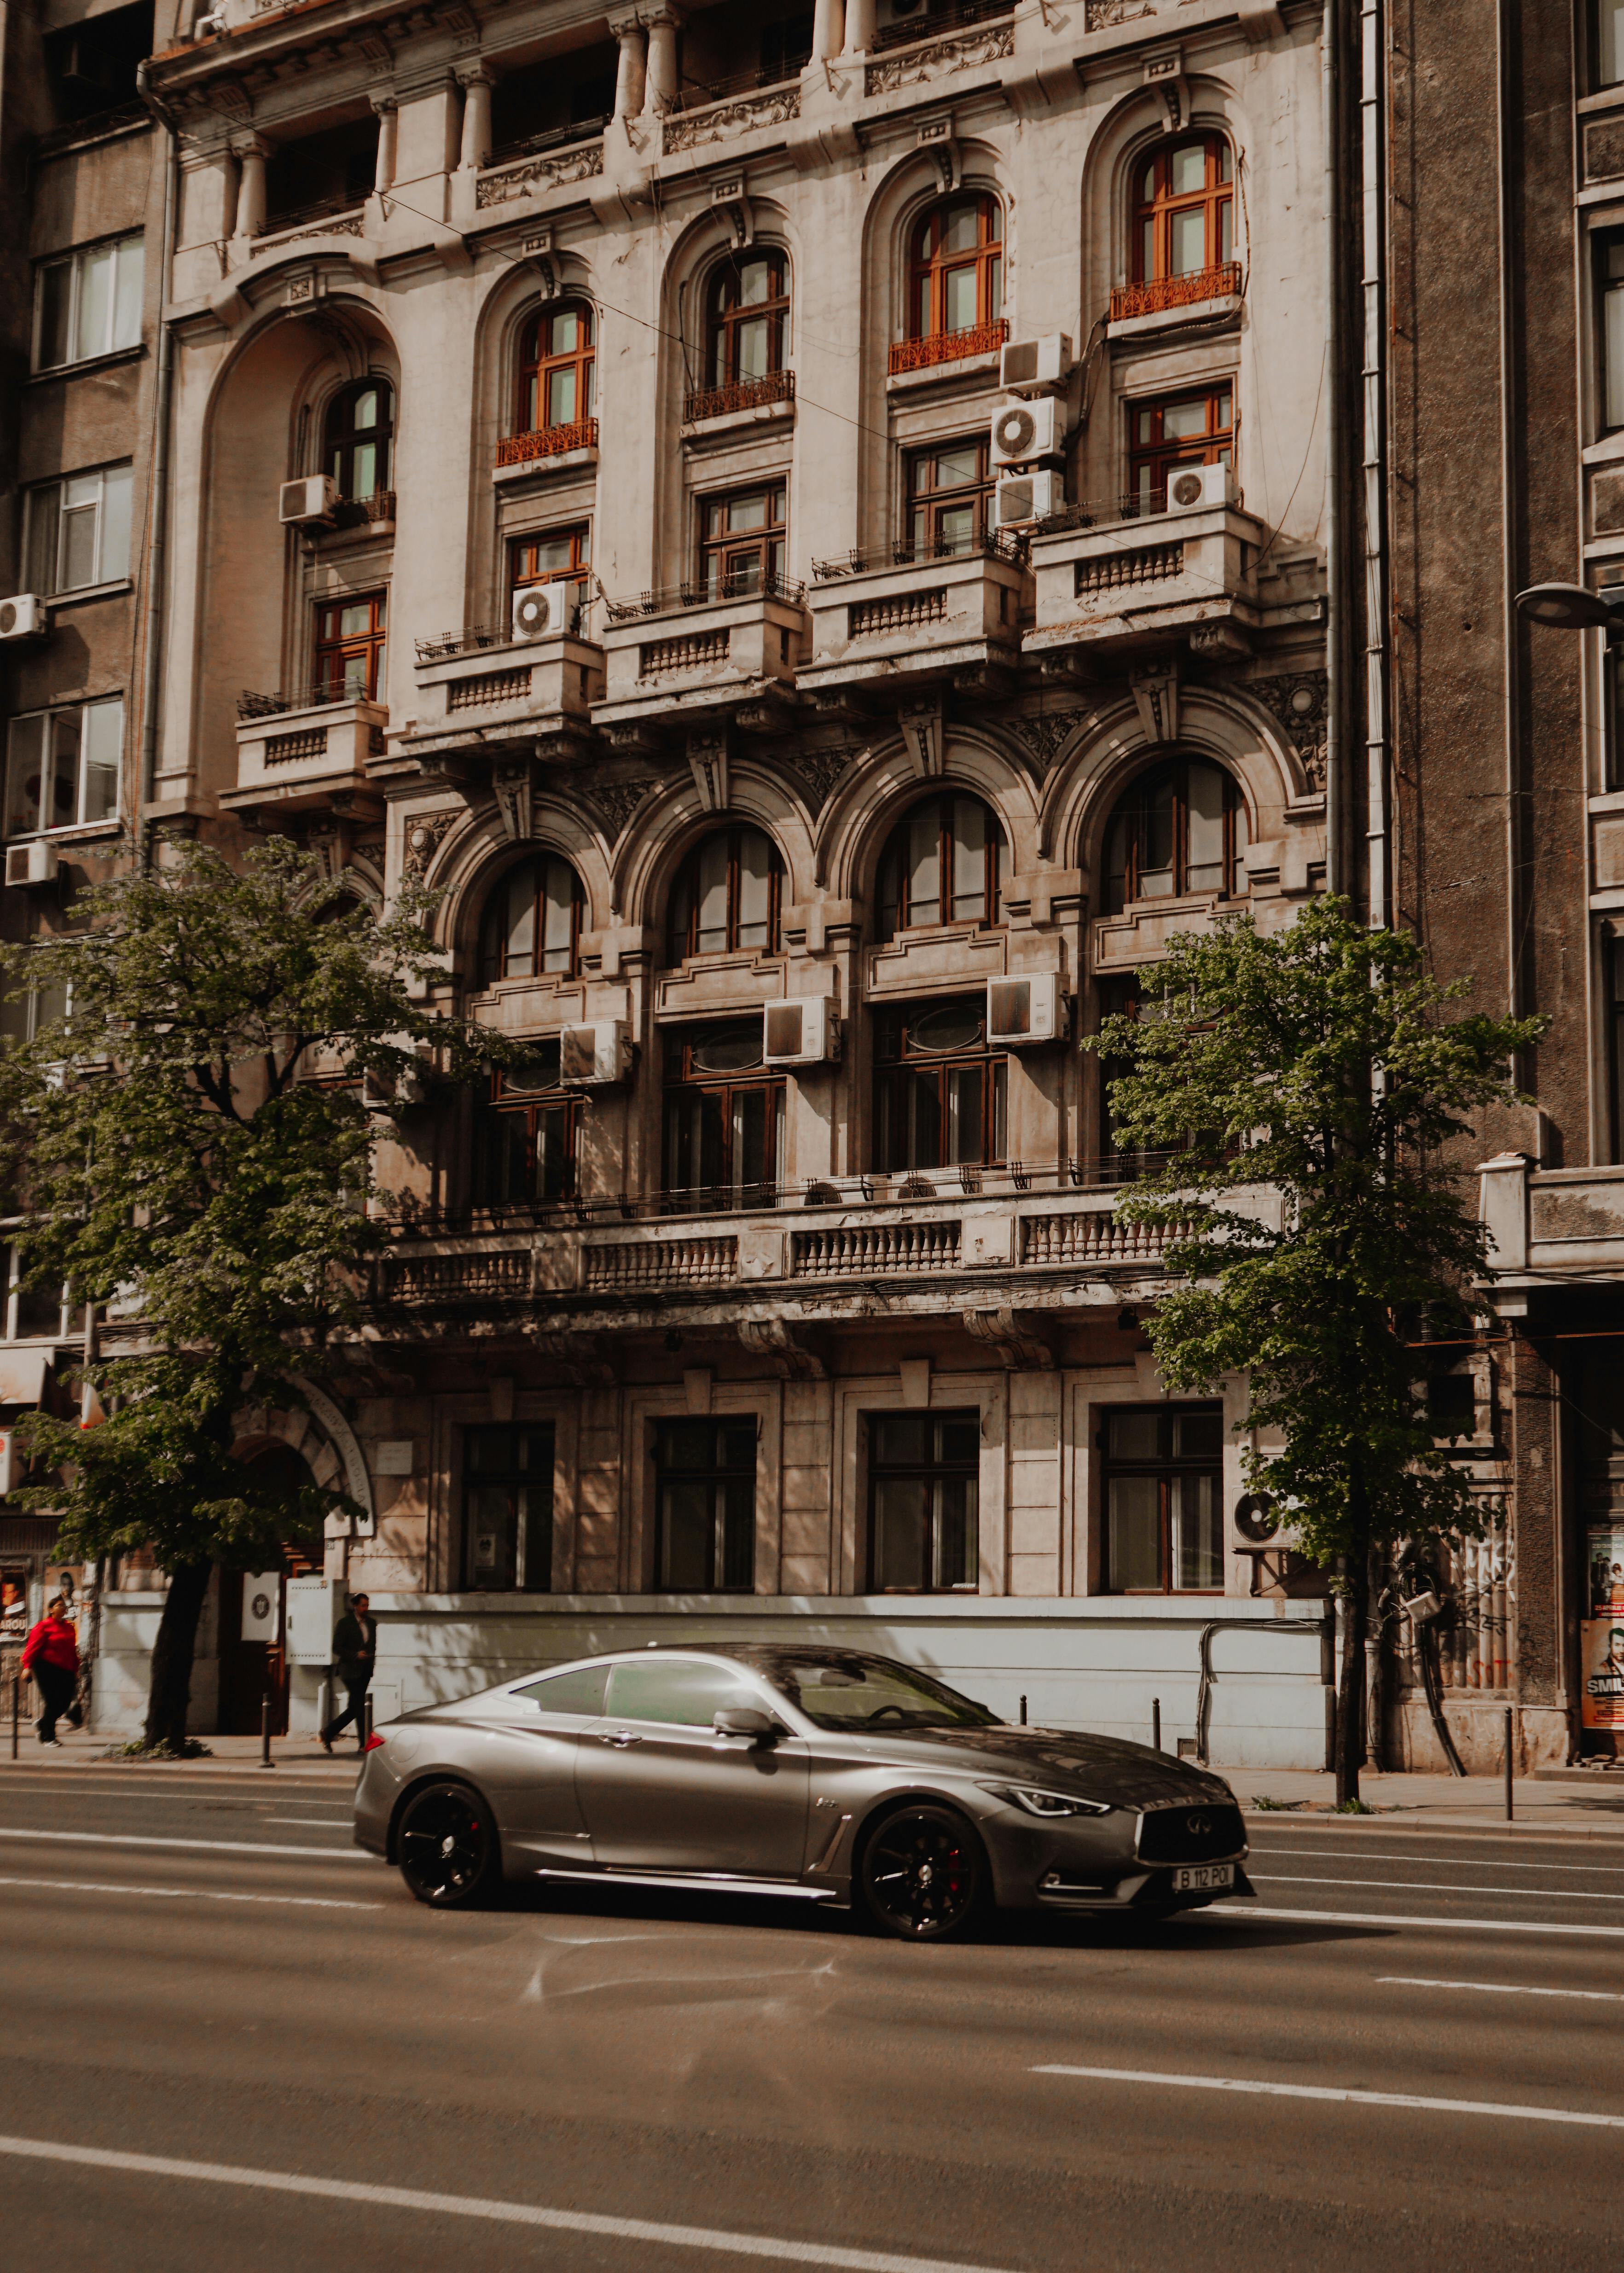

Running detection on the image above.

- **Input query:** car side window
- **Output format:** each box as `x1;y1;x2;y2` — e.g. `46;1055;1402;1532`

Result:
605;1658;763;1728
512;1664;610;1716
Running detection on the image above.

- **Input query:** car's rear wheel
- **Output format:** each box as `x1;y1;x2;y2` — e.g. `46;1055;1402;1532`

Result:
859;1804;986;1942
397;1781;500;1908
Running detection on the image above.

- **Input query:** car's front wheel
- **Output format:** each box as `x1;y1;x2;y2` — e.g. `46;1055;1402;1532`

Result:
396;1781;500;1908
859;1804;986;1942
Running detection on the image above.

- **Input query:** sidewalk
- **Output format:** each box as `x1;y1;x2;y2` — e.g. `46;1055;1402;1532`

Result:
1216;1761;1624;1837
0;1724;362;1775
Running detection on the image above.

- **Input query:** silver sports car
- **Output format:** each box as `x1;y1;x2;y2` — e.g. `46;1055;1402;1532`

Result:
353;1644;1253;1940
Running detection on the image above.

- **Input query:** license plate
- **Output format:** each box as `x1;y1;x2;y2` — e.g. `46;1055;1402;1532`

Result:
1172;1863;1235;1893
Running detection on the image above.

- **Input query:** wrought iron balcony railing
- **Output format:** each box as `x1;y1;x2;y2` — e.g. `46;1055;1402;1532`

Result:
887;318;1008;377
601;569;807;623
1108;263;1243;324
683;371;796;424
495;417;599;469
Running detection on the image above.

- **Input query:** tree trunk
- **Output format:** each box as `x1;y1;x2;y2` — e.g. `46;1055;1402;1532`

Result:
142;1560;213;1753
1334;1466;1373;1805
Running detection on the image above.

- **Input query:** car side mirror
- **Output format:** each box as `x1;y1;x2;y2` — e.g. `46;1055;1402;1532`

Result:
713;1706;780;1743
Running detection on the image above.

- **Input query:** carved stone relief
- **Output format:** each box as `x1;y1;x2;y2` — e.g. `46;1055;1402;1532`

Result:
1011;710;1090;778
662;89;800;156
402;812;454;878
476;141;604;210
864;23;1015;95
1250;671;1329;790
582;775;664;841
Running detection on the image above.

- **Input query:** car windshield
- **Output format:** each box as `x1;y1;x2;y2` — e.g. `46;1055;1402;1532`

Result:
749;1651;998;1732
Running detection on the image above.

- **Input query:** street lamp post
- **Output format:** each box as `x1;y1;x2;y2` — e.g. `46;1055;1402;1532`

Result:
1514;581;1624;636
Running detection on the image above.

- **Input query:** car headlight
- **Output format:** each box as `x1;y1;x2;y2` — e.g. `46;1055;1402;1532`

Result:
986;1785;1112;1818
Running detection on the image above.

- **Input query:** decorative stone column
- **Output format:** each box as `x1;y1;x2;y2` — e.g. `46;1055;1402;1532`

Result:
842;0;876;55
455;67;492;172
370;97;398;193
231;133;270;242
811;0;845;61
640;5;683;116
609;10;647;120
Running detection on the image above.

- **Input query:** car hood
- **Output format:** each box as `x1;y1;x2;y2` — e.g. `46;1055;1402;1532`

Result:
830;1724;1235;1809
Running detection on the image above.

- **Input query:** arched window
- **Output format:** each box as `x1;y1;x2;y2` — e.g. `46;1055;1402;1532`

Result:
479;854;585;985
1102;759;1248;914
907;193;1003;343
706;250;789;389
1131;134;1234;287
876;795;1008;941
668;825;783;962
516;302;595;437
324;378;393;502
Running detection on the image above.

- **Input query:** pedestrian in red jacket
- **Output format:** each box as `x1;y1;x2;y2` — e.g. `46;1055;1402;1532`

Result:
21;1598;79;1747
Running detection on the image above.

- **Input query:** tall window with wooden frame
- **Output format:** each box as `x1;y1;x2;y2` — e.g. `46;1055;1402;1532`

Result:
509;525;590;615
474;1040;579;1213
663;1024;785;1212
1102;1404;1224;1593
463;1425;555;1593
876;793;1007;940
1611;934;1624;1163
479;852;585;984
698;482;787;600
1116;134;1236;320
873;995;1007;1180
324;378;393;504
654;1418;757;1593
691;250;792;420
668;824;783;961
313;591;386;701
1102;757;1247;913
868;1411;980;1593
892;193;1005;374
1597;0;1624;89
1128;381;1233;514
505;302;597;464
905;438;994;561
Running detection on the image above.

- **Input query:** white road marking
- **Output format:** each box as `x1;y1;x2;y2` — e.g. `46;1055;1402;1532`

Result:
0;2134;1013;2273
1203;1905;1624;1938
1032;2064;1624;2130
0;1874;380;1911
1253;1845;1624;1876
0;1827;366;1860
262;1817;356;1827
1377;1977;1624;2002
1253;1873;1624;1902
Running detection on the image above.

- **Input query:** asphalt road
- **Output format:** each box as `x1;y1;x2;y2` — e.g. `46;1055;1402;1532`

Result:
3;1765;1623;2273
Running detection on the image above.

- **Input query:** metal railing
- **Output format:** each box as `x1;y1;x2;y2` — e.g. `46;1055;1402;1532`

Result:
887;318;1008;377
485;114;610;168
812;527;1026;581
602;568;807;623
667;60;806;113
237;682;383;722
1109;263;1243;325
871;0;1015;51
683;370;796;424
415;587;590;664
256;196;366;241
495;417;599;469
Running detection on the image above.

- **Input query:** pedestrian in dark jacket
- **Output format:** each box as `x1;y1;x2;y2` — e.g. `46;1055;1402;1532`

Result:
320;1594;376;1753
22;1597;79;1747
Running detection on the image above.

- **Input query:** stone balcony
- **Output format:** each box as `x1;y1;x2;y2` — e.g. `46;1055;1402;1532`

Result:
592;579;809;743
1480;1155;1624;1293
223;690;388;821
1024;501;1264;665
399;618;606;765
800;539;1028;699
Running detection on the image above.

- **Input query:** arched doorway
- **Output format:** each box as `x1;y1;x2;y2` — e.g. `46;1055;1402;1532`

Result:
216;1444;327;1736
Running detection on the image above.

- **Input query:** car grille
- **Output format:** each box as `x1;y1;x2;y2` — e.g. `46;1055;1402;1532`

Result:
1136;1802;1245;1866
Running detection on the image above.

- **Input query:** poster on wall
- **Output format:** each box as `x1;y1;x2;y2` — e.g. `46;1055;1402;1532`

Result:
0;1568;26;1644
1583;1525;1624;1732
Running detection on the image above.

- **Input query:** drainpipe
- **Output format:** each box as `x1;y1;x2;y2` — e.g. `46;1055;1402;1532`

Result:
1322;0;1342;896
1495;0;1524;1033
134;59;180;873
1359;0;1390;928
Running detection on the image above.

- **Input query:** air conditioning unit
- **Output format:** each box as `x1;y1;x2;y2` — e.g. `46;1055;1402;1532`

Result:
561;1020;632;1085
512;581;571;642
762;996;838;1067
5;839;60;889
987;973;1066;1046
993;470;1064;528
1000;334;1073;395
0;595;48;641
278;475;341;526
1162;462;1238;515
991;395;1065;470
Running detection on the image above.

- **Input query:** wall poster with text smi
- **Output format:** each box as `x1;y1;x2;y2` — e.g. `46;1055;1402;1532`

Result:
1582;1524;1624;1732
0;1567;26;1645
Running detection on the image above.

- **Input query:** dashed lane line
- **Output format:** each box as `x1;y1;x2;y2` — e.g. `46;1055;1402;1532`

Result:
0;2134;1015;2273
1202;1905;1624;1937
1251;1845;1624;1875
1251;1873;1624;1902
1377;1977;1624;2001
1033;2064;1624;2129
0;1874;380;1910
0;1827;367;1860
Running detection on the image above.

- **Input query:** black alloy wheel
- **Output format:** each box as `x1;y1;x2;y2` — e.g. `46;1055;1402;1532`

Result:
860;1804;986;1941
397;1781;500;1908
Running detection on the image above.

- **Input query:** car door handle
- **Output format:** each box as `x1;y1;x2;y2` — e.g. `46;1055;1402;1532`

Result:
601;1730;642;1747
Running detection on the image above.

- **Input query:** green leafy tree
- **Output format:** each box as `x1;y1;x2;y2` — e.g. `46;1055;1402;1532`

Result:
1085;897;1543;1803
0;837;502;1753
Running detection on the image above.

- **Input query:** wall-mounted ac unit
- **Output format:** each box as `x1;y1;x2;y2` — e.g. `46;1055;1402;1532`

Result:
5;839;60;890
279;475;341;526
999;334;1072;395
991;395;1065;471
762;996;838;1067
992;470;1063;528
1162;462;1238;514
561;1021;632;1085
0;594;48;641
512;581;571;641
987;973;1066;1046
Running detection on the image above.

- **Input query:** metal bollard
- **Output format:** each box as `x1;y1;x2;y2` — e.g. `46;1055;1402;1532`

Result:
1504;1705;1514;1823
260;1666;274;1769
1152;1698;1162;1753
1019;1694;1027;1726
10;1670;17;1760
